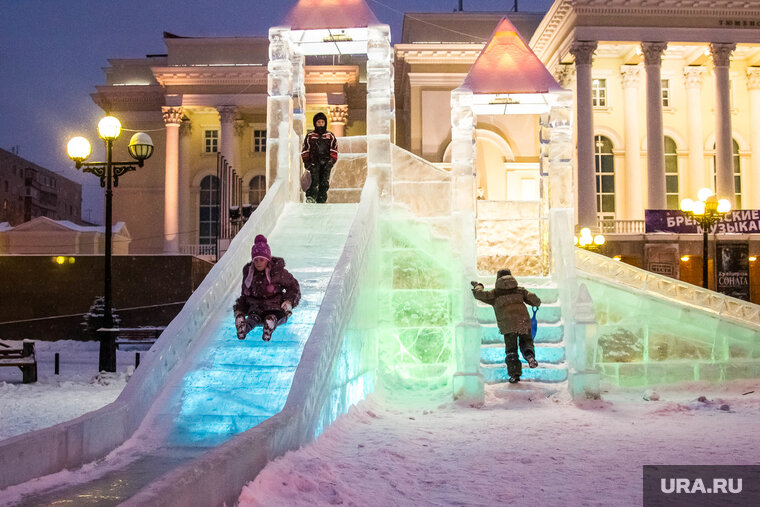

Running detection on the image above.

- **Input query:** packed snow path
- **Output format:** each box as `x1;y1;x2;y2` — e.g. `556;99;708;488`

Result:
10;203;358;506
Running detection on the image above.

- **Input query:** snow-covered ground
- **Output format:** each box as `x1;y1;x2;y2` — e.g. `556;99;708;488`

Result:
2;341;760;506
0;340;133;440
240;380;760;506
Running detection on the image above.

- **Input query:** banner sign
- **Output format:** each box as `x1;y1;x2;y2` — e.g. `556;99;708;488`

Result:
716;243;750;301
645;209;760;234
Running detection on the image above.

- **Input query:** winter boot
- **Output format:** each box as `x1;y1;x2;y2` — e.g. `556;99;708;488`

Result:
235;315;251;340
525;353;538;369
508;375;520;384
262;314;277;341
505;351;522;379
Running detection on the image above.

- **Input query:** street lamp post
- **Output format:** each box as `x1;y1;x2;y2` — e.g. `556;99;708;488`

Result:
680;188;731;290
67;117;154;372
575;227;605;252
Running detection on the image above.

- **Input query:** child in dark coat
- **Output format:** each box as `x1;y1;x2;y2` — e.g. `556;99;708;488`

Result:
472;268;541;383
301;112;338;203
233;234;301;341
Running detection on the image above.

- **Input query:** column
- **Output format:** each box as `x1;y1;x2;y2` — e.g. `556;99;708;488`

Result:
642;42;667;210
367;24;394;201
266;27;294;193
570;41;598;227
683;66;706;197
218;105;237;232
712;43;737;205
178;118;192;249
162;106;182;253
620;65;642;219
328;105;349;137
748;67;760;208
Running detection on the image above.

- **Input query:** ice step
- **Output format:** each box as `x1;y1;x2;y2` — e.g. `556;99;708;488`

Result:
481;345;565;365
479;324;563;344
482;365;568;383
476;303;561;324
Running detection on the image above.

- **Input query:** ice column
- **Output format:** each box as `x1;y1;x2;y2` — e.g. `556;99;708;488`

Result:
267;27;295;194
366;25;393;202
291;47;306;202
450;86;483;404
568;284;601;400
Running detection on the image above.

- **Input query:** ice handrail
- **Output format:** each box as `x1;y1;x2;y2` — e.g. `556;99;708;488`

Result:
575;247;760;331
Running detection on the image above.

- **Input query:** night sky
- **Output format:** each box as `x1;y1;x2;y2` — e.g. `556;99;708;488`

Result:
0;0;553;223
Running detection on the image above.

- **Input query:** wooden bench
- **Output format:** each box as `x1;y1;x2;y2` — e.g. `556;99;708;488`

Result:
98;327;165;351
0;341;38;383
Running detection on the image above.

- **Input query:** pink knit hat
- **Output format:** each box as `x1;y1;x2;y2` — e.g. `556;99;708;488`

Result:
244;235;274;294
251;234;271;261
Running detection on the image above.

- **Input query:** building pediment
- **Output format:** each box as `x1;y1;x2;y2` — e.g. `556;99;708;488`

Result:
304;65;360;85
151;66;268;87
92;85;166;112
395;44;485;65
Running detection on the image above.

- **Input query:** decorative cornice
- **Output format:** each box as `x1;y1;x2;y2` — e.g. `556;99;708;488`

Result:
395;44;485;65
151;66;267;87
710;42;736;67
570;41;597;66
162;106;183;126
683;66;705;89
304;66;359;85
530;0;574;60
573;0;760;15
91;85;165;112
747;67;760;90
620;65;641;88
407;72;469;87
217;105;237;124
328;105;349;124
641;42;668;66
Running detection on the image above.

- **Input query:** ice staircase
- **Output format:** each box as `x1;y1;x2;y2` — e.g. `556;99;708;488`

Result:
475;275;568;383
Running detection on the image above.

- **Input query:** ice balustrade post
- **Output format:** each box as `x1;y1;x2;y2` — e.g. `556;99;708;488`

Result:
267;27;296;196
366;25;393;202
450;86;483;403
291;48;306;202
569;283;601;400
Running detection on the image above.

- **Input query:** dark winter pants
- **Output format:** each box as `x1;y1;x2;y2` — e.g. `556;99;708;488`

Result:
504;332;535;378
239;309;289;328
306;162;332;203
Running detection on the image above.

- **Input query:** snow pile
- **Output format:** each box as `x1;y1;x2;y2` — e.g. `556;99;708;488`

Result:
239;380;760;506
0;340;131;441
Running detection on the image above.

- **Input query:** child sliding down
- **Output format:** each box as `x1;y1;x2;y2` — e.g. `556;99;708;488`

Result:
233;235;300;341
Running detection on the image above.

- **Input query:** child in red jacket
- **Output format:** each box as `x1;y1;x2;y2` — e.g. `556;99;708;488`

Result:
301;112;338;203
233;235;300;341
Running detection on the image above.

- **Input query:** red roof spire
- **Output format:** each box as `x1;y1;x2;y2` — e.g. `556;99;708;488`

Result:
463;17;562;94
283;0;380;30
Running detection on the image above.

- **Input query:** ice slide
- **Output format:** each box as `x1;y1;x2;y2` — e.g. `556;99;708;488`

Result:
0;178;379;505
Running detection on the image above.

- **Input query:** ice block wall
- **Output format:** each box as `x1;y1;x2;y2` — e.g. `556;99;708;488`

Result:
577;249;760;386
267;27;295;192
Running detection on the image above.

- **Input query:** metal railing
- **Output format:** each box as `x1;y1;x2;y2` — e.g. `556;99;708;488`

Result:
180;244;217;257
598;219;645;234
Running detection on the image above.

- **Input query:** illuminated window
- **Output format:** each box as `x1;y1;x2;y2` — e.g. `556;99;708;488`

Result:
665;137;679;209
199;175;219;245
592;78;607;107
248;175;266;209
594;135;615;220
661;79;670;108
252;130;267;152
204;130;219;153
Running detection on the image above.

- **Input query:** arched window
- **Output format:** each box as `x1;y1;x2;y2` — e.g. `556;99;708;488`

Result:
594;135;615;220
664;136;679;209
248;175;266;209
712;139;742;208
199;175;219;245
